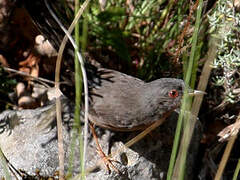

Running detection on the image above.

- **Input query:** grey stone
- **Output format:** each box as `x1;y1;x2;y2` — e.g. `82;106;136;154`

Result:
0;98;201;179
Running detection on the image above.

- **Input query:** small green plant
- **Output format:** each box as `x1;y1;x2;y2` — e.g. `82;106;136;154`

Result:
208;0;240;104
76;0;192;80
0;66;16;110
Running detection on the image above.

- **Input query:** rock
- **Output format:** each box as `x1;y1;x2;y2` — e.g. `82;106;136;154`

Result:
0;98;202;179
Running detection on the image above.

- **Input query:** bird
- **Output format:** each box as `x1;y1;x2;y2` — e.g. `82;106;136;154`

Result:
86;67;186;173
88;67;185;131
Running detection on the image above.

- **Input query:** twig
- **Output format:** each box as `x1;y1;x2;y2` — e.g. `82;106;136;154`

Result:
214;113;240;180
218;115;240;142
175;0;199;63
44;0;90;178
3;67;56;86
214;134;238;180
0;148;12;180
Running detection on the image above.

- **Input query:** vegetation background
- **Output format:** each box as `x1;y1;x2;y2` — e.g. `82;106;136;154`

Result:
0;0;239;179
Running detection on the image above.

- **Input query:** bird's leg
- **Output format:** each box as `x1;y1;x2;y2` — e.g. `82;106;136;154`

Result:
89;122;121;174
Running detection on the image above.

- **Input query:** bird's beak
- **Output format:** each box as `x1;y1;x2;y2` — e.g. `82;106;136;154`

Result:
188;89;206;96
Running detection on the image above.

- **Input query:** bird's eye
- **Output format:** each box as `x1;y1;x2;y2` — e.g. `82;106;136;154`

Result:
168;89;179;98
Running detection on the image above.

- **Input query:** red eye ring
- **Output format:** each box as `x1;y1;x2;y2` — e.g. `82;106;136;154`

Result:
168;89;179;98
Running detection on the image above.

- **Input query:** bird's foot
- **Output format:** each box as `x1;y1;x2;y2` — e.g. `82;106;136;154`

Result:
89;122;121;174
97;148;121;174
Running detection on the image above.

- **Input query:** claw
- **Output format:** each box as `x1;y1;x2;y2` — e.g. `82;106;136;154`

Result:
97;148;121;174
90;122;122;174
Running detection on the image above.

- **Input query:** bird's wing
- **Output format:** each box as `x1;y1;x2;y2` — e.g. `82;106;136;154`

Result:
89;68;145;130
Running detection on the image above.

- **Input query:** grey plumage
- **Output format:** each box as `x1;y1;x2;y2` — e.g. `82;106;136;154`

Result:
89;68;184;131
